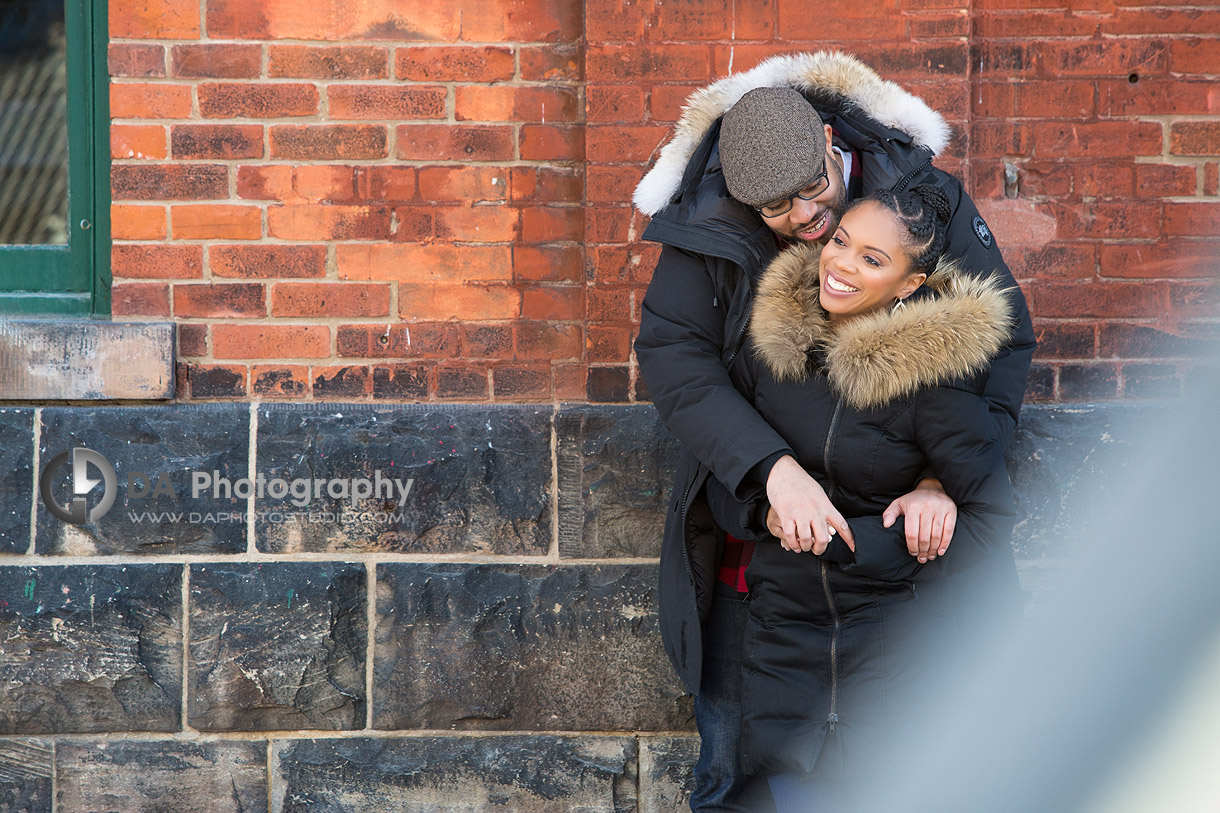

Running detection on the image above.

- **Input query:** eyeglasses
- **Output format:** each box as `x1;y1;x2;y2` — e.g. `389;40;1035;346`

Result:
755;159;830;218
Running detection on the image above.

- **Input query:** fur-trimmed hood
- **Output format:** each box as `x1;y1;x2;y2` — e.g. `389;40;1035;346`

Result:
750;243;1014;410
634;51;951;215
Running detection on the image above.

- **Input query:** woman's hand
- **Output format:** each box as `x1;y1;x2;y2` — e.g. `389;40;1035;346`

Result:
765;456;854;554
881;477;957;563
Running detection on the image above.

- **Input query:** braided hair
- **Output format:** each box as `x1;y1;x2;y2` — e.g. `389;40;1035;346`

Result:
856;184;951;276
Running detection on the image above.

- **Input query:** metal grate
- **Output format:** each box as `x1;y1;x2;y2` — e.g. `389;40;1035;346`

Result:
0;0;69;245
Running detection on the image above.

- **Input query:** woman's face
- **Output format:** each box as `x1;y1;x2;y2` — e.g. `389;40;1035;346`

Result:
818;201;926;322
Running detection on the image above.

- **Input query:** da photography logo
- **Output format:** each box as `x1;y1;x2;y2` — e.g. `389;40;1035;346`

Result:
40;447;118;525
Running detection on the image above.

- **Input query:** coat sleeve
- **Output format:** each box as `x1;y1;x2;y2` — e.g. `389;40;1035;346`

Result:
635;244;794;499
839;383;1017;582
936;172;1036;448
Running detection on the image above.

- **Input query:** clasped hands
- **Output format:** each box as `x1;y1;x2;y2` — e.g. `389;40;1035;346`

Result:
764;455;956;564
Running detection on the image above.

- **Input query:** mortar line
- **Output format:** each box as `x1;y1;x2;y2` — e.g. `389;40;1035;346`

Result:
28;408;41;556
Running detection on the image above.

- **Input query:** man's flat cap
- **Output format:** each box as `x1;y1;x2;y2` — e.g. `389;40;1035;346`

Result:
720;86;827;208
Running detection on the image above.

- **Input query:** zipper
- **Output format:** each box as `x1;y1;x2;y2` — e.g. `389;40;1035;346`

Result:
821;398;845;501
724;314;749;369
821;558;841;736
893;155;932;194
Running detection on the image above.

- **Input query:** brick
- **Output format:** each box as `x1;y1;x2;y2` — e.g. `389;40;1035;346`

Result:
587;366;630;402
521;207;582;242
585;207;632;243
171;124;263;160
586;0;651;40
252;365;309;397
112;244;202;279
272;282;391;317
173;283;266;318
435;365;488;399
109;82;192;118
587;165;642;203
313;365;370;398
590;247;633;285
1170;39;1220;75
555;363;587;400
520;124;584;160
974;10;1098;38
1171;122;1220;157
970;121;1035;158
206;0;462;40
846;42;967;78
779;8;906;39
492;365;551;400
1004;244;1095;280
970;41;1041;79
522;285;583;320
1032;281;1166;319
1165;203;1220;237
1169;280;1220;318
907;13;970;38
188;364;248;397
655;0;779;39
520;45;582;81
973;81;1094;119
510;167;583;203
587;86;645;123
395;46;514;82
211;244;327;278
1071;164;1133;199
111;124;167;159
1023;364;1055;401
585;45;711;82
268;204;391;240
1135;164;1199;198
1122;363;1182;399
399;284;521;321
111;204;167;239
588;287;633;322
108;43;165;77
1033;121;1162;158
418;167;506;202
113;164;231;200
357;166;418;202
1099;324;1217;359
513;245;582;282
372;364;430;399
459;0;581;42
112;283;171;316
649;85;700;123
212;325;330;359
294;165;358;201
236;165;293;200
1032;322;1095;359
198;83;319;118
517;321;582;360
270;125;387;160
455;86;580;123
1044;40;1167;78
587;325;633;362
390;206;436;241
587;126;669;162
1208;163;1219;197
1059;364;1118;399
328;86;447;120
337;244;512;282
1042;201;1162;240
110;0;199;38
338;323;459;358
171;44;261;78
396;125;514;162
1102;8;1220;35
435;205;519;242
464;325;513;358
1100;79;1219;117
172;204;262;240
269;45;388;79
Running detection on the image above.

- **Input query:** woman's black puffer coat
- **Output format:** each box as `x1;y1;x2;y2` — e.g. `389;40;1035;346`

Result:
706;240;1023;789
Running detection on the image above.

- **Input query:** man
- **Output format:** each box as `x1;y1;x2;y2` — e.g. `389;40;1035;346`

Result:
633;52;1035;811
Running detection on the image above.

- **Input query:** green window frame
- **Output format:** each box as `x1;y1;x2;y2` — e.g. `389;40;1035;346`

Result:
0;0;110;316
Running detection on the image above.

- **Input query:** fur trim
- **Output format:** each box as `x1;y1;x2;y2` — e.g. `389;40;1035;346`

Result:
633;51;951;215
749;246;1014;410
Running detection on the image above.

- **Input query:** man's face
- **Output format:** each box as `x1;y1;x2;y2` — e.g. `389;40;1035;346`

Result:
760;124;848;243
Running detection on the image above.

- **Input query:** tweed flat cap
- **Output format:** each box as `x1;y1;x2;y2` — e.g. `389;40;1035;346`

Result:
720;87;827;207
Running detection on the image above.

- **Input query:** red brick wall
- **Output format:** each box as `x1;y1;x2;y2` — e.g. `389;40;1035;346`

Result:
109;0;1219;403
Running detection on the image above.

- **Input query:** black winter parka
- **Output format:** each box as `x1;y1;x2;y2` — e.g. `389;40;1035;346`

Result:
632;52;1036;694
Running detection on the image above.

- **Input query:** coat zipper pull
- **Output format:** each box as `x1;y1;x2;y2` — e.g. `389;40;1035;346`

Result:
827;712;838;735
712;296;719;308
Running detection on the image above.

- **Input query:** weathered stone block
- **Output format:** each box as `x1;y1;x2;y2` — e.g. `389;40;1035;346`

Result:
0;739;52;812
0;409;34;554
255;405;552;554
374;563;692;731
35;405;249;555
274;736;636;812
57;740;267;812
639;737;699;813
190;562;366;731
556;405;679;558
0;565;182;733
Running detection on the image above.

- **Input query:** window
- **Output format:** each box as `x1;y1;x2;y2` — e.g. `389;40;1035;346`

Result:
0;0;109;315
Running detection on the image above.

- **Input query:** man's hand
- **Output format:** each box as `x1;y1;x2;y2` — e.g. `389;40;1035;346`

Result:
765;455;854;554
881;478;957;563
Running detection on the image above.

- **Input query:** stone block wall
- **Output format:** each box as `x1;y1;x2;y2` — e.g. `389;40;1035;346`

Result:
0;401;1158;809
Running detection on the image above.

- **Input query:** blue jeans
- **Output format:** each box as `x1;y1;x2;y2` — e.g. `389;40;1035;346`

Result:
690;582;774;813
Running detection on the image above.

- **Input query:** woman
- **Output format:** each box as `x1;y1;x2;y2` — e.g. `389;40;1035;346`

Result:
706;184;1022;810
